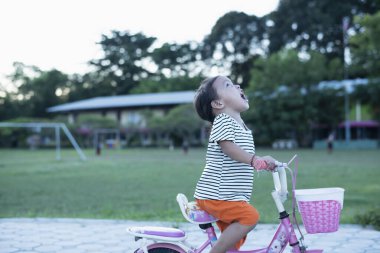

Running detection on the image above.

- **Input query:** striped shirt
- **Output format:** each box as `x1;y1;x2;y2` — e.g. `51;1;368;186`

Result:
194;113;255;202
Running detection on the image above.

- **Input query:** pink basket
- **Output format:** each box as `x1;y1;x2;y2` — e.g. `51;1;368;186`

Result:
298;200;342;234
295;188;344;234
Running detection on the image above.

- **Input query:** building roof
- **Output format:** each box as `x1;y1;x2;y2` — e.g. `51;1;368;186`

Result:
318;78;368;93
338;120;380;128
47;91;196;113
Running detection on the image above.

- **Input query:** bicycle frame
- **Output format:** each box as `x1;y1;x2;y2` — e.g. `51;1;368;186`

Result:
130;155;323;253
177;214;303;253
133;208;306;253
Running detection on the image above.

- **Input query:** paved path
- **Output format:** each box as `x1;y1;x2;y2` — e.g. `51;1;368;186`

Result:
1;218;379;253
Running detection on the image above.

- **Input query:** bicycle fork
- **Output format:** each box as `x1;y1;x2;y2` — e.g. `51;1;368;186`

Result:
269;211;323;253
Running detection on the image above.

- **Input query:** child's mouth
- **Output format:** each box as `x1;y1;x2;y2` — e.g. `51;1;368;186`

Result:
241;93;248;102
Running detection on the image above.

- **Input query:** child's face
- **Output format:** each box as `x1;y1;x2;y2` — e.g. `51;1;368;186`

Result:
212;76;249;113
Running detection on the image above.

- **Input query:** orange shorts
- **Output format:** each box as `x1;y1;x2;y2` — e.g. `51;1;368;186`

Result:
196;199;259;250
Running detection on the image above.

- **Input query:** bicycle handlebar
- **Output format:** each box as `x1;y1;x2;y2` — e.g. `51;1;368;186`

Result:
272;166;288;202
271;155;297;203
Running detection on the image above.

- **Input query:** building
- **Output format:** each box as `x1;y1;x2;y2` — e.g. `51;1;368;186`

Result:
311;78;379;149
313;120;380;149
47;91;207;147
47;91;196;126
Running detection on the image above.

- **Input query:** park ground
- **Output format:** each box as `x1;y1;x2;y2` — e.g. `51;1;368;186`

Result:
0;148;379;224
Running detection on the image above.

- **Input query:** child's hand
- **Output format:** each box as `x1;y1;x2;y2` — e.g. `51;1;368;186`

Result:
261;156;276;171
252;155;275;171
252;158;268;171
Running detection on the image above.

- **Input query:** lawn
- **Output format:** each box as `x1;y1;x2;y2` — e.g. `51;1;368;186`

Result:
0;148;379;224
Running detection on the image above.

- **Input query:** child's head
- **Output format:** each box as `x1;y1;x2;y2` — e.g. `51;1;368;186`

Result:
194;76;220;122
194;76;249;122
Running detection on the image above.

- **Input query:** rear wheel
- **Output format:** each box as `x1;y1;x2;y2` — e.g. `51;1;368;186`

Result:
148;248;181;253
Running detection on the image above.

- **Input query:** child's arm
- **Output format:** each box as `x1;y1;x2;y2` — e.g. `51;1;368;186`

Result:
219;140;276;170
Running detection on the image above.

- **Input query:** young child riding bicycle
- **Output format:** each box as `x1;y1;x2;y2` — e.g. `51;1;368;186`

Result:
193;76;277;253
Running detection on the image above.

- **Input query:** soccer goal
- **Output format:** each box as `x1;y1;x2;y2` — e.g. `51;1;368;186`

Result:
0;122;87;161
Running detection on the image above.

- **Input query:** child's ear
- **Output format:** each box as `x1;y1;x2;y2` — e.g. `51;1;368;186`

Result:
211;100;224;109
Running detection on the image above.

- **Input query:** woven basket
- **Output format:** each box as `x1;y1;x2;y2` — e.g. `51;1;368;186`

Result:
295;188;344;234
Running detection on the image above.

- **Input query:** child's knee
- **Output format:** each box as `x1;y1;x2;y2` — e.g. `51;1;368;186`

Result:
246;216;259;231
248;208;260;225
245;220;257;232
238;206;259;229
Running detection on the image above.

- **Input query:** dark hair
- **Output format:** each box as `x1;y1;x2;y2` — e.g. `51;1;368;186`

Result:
194;76;219;122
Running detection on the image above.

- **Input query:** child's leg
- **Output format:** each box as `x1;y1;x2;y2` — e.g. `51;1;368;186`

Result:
196;199;260;252
215;220;247;249
210;222;255;253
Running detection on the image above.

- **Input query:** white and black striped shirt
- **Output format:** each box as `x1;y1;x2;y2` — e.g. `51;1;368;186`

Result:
194;113;255;202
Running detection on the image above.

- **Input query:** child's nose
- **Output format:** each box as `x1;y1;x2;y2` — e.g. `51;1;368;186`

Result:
235;84;241;90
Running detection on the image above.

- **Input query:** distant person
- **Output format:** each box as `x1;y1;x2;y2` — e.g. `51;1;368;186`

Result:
96;142;102;156
327;132;334;154
27;135;40;150
169;139;174;151
192;76;278;253
11;136;18;148
182;139;189;154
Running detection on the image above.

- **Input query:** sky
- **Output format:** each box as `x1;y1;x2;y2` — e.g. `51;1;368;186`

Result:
0;0;278;91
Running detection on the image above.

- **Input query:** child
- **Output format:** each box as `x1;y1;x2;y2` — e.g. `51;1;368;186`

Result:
327;132;334;154
193;76;277;253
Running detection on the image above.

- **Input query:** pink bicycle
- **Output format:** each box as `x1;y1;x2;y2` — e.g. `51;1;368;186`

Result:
127;155;344;253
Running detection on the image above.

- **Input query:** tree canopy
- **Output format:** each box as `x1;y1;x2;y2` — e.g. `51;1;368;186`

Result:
350;11;380;77
350;11;380;121
268;0;380;61
89;31;157;95
246;49;344;145
5;62;68;118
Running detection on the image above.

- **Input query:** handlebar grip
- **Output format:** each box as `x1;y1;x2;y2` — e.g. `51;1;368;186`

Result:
275;161;287;167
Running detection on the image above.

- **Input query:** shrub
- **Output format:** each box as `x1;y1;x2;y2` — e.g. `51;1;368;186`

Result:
355;208;380;230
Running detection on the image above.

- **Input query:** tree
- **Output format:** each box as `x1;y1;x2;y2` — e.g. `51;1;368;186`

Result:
246;49;344;146
245;87;344;147
130;76;202;94
268;0;380;63
146;104;204;145
350;11;380;78
151;42;201;77
0;94;20;121
6;62;68;118
250;49;342;91
89;31;156;95
66;72;113;102
165;104;204;138
353;81;380;121
200;11;267;87
349;11;380;121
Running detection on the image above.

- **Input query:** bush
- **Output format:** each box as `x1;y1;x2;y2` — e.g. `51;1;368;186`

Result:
355;208;380;230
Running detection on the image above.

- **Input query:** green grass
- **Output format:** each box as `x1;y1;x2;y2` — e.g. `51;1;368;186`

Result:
0;148;379;224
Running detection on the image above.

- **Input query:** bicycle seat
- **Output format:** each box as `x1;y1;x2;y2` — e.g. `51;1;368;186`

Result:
176;193;218;225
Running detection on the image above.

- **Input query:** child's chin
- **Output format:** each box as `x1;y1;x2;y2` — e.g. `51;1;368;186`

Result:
240;105;250;112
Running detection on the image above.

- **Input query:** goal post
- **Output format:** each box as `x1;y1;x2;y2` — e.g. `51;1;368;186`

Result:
0;122;87;161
